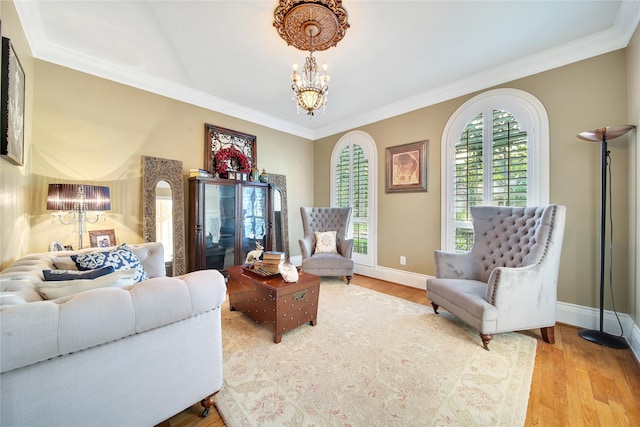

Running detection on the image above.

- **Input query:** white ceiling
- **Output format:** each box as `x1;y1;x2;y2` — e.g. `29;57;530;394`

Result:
14;1;640;140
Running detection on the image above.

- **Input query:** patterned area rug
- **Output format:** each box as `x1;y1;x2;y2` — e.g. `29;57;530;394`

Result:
215;280;536;426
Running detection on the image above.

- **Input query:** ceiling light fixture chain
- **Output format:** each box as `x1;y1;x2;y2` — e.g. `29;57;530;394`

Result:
274;0;349;117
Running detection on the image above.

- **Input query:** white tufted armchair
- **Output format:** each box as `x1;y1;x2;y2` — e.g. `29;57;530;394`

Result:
299;207;355;284
427;205;566;350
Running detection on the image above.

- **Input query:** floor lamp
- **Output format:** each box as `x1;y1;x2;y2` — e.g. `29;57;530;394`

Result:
576;125;635;349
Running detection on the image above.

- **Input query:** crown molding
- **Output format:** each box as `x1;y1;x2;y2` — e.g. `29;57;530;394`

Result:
15;1;315;140
15;1;640;142
312;12;639;139
42;46;316;140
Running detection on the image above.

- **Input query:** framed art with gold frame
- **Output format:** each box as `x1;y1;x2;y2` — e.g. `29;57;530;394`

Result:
89;229;116;248
385;140;429;193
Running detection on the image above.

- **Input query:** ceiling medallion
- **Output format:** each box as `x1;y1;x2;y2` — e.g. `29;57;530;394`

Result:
274;1;350;117
274;0;350;51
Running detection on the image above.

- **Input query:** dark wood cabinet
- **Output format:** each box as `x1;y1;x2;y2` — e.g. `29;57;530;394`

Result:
188;177;272;272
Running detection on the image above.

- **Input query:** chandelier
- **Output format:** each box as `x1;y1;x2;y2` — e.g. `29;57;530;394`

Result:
273;0;350;117
290;26;329;116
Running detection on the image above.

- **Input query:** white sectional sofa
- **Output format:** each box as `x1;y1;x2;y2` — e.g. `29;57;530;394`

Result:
0;242;226;427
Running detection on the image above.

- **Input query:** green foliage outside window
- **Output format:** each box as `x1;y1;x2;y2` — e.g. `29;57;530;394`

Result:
454;110;527;251
336;145;369;255
455;228;474;252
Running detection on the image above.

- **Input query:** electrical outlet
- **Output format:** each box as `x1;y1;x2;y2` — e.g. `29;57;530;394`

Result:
400;256;406;265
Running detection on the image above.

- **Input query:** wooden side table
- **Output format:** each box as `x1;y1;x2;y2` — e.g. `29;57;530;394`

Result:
226;265;320;343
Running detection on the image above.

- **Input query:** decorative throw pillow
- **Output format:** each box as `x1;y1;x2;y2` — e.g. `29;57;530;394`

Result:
314;231;338;254
43;266;115;281
72;244;149;283
37;269;138;300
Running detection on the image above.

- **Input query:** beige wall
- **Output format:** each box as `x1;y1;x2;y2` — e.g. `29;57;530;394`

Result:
315;49;632;312
28;61;314;257
1;0;314;270
628;25;640;328
2;0;638;317
0;1;34;269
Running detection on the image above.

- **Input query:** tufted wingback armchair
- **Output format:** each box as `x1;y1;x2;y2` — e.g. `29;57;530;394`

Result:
427;205;566;350
299;207;355;284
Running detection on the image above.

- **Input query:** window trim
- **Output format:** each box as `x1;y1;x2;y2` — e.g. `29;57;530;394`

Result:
331;130;378;267
441;88;550;251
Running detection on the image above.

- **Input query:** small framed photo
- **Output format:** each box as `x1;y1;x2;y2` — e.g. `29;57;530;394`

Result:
386;140;429;193
1;37;25;166
89;229;116;248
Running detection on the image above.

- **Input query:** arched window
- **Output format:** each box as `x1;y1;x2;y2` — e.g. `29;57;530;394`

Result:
441;89;549;251
331;131;377;267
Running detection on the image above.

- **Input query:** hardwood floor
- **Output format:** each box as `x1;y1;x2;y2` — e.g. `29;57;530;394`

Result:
159;274;640;427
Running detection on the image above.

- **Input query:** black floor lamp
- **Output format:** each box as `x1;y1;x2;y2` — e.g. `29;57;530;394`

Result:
576;125;635;349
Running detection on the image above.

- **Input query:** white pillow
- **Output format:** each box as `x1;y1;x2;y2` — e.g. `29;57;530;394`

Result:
314;231;338;254
52;256;78;270
36;269;137;300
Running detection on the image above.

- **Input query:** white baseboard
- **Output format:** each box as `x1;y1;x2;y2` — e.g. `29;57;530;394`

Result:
354;264;429;289
557;301;640;363
292;258;429;289
352;265;640;363
287;262;640;363
630;323;640;364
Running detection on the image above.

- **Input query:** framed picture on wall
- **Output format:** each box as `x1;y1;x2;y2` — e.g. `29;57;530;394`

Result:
385;140;429;193
204;124;256;176
1;37;25;166
89;229;116;248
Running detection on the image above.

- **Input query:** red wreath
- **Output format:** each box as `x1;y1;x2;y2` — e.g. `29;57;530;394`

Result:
214;147;251;178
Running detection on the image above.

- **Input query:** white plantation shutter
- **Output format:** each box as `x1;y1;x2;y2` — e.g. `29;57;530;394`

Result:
331;131;377;266
443;89;549;252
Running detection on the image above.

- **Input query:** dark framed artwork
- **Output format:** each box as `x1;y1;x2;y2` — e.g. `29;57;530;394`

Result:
89;229;116;248
385;140;429;193
1;37;25;166
204;124;256;175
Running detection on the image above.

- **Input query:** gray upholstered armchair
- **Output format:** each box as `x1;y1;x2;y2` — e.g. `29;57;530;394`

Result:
299;207;355;284
427;205;566;350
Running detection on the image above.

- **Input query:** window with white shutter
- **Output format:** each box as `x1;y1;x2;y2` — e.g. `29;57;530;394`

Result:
331;131;377;266
443;89;549;252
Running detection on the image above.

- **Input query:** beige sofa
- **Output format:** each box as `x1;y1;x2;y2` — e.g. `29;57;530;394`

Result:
0;242;226;426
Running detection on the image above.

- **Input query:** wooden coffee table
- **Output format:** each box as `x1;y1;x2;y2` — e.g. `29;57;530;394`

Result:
226;265;321;343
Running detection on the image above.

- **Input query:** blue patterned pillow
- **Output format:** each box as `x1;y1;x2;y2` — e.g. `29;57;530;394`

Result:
43;265;115;281
72;244;149;283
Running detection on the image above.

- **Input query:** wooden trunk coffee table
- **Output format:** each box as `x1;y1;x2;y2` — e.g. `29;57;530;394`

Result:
226;265;321;343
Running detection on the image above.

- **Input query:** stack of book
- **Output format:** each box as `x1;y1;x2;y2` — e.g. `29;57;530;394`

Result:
261;251;285;274
189;168;213;178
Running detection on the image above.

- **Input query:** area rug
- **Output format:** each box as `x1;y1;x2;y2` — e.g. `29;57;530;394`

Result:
215;280;536;426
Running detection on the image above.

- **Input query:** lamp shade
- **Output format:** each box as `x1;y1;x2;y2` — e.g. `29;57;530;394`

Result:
577;125;635;142
47;184;111;211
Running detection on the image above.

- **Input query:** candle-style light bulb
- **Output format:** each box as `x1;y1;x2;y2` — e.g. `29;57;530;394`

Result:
291;62;301;85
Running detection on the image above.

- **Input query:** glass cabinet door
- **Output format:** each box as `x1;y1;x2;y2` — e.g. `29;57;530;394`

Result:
241;185;268;262
204;182;236;270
